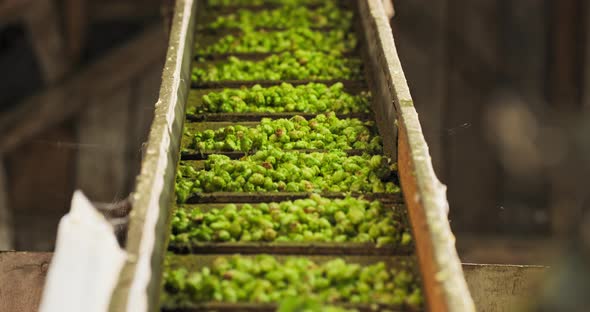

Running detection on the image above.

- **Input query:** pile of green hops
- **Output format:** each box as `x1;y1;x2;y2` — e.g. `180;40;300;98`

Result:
277;297;358;312
197;28;357;54
187;113;382;153
205;3;352;31
175;150;399;202
192;51;363;82
162;255;423;308
170;195;411;246
207;0;338;7
192;83;370;114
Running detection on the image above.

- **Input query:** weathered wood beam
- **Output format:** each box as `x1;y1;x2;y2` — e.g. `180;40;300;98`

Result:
23;0;71;84
0;251;52;312
64;0;87;65
0;24;167;153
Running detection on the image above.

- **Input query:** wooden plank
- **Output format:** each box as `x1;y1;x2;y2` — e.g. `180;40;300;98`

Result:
6;122;76;251
0;24;167;153
0;251;52;312
0;157;13;250
23;0;70;84
77;86;132;202
445;0;501;233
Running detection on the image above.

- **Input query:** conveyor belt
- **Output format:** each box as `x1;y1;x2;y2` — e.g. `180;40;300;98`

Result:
114;1;476;312
162;1;421;310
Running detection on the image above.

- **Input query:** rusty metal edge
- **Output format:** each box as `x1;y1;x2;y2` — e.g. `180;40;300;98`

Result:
108;1;197;312
357;0;475;311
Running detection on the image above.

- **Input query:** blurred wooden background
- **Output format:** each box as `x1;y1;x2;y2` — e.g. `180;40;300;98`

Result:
0;0;165;251
392;0;588;261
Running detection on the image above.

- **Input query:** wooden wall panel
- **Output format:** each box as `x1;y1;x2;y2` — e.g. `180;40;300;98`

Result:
23;0;70;84
5;122;77;251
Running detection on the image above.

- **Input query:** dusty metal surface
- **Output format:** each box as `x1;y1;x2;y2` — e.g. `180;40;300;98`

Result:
463;264;547;312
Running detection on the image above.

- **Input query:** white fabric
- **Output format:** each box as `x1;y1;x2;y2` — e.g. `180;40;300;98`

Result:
39;191;127;312
383;0;395;19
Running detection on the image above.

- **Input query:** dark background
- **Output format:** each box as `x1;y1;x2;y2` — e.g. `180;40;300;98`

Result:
393;0;590;264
